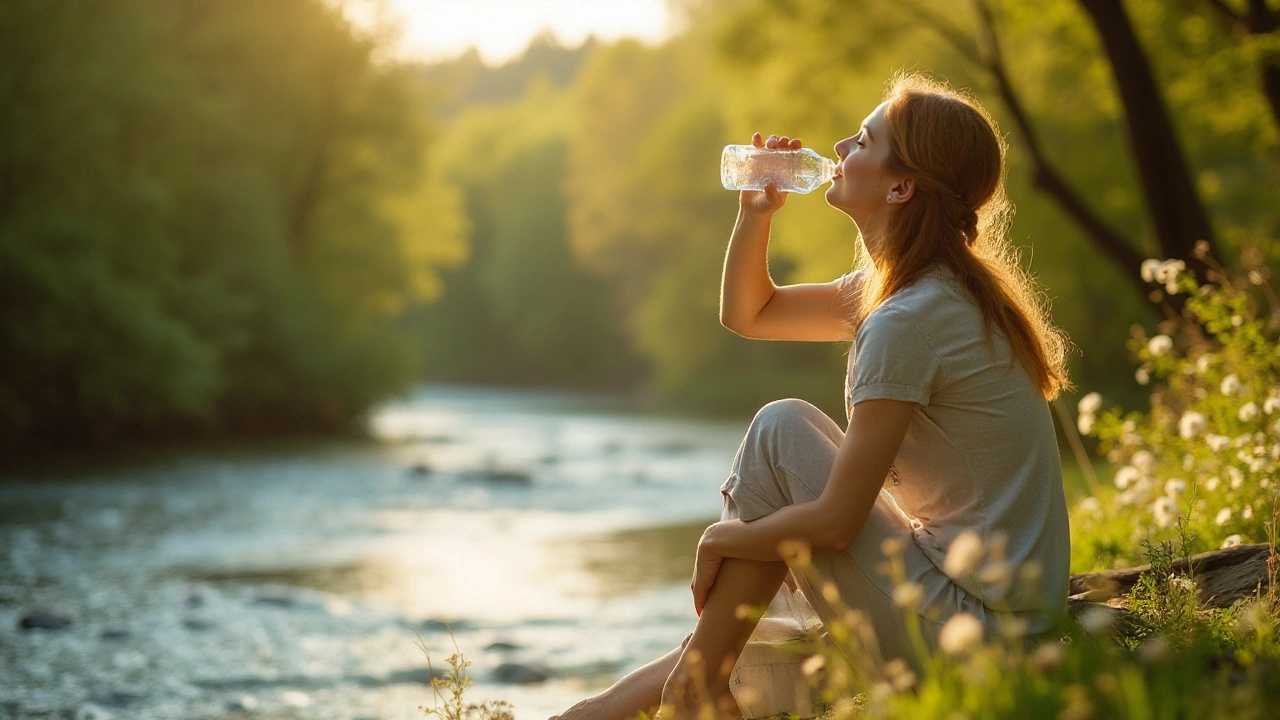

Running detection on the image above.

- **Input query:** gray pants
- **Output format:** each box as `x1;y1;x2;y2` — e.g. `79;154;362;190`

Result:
722;399;988;717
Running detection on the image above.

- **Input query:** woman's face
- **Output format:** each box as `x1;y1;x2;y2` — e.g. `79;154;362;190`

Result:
825;101;895;222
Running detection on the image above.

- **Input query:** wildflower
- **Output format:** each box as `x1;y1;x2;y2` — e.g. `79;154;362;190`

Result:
943;530;985;577
1228;466;1244;489
801;654;827;678
1077;392;1102;416
1077;413;1095;435
1195;354;1214;374
1152;496;1179;528
822;581;841;605
1222;374;1241;396
1206;434;1230;452
879;538;903;557
1138;636;1170;664
1242;505;1253;520
1079;607;1115;635
1169;574;1195;592
1164;478;1186;496
939;613;984;656
1028;642;1063;673
1215;508;1232;526
1140;259;1162;283
1132;450;1156;473
1204;476;1220;491
978;561;1013;589
1114;466;1139;490
777;538;812;566
1178;411;1206;439
884;658;916;692
1265;395;1280;415
1147;335;1173;356
998;615;1029;640
892;582;924;611
1222;534;1242;548
1079;497;1101;515
1239;402;1258;422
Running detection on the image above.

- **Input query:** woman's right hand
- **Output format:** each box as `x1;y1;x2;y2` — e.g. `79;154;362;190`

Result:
740;132;803;216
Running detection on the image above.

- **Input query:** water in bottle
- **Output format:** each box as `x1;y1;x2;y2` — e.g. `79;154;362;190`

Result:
720;145;837;194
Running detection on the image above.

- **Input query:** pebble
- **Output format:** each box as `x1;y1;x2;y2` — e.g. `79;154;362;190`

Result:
19;610;72;630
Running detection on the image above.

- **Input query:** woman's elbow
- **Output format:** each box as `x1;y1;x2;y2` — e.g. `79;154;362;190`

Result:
719;311;752;337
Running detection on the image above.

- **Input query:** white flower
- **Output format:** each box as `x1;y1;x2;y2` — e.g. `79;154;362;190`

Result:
1132;450;1156;473
1264;394;1280;415
1239;402;1258;422
1152;496;1179;528
1164;478;1187;496
1204;476;1220;492
1136;367;1151;385
1243;505;1253;520
1079;497;1101;515
939;612;985;656
1215;508;1232;526
1029;642;1064;673
1206;434;1231;452
1077;392;1102;416
1178;411;1206;439
1222;534;1242;549
1140;259;1162;283
1077;413;1095;435
1222;374;1241;396
1228;466;1244;489
1195;354;1214;374
892;582;924;611
1079;607;1116;635
1147;335;1173;356
944;530;985;577
978;561;1013;589
801;654;827;678
1169;574;1195;592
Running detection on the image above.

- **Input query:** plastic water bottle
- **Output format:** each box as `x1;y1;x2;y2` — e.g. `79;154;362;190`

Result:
720;145;837;194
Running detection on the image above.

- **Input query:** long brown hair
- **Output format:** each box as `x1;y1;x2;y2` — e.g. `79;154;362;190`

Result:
849;72;1071;399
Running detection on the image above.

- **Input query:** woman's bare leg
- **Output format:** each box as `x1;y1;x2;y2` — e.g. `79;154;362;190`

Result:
550;640;686;720
660;557;790;718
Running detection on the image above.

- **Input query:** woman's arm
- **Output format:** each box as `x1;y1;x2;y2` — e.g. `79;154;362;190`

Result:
719;133;859;343
692;398;915;614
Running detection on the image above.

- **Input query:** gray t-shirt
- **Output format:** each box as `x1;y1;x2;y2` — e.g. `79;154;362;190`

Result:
842;265;1070;621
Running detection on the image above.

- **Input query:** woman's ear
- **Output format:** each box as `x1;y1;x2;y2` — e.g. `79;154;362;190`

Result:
887;177;915;205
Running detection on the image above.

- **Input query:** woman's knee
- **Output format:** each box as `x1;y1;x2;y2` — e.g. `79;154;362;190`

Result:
749;398;822;436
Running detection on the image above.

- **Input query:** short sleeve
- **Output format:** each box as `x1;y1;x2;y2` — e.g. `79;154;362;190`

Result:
850;306;943;406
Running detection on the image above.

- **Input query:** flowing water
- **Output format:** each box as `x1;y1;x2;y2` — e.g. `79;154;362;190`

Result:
0;385;752;720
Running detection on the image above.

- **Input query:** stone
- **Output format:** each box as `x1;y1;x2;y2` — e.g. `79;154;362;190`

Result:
18;611;71;631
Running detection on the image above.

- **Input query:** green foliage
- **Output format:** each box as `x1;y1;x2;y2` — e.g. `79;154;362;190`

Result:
0;0;463;445
1073;249;1280;570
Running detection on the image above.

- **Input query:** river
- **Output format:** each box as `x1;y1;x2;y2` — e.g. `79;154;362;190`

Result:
0;385;754;720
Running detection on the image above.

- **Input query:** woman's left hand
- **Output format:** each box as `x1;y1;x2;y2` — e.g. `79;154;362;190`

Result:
692;526;723;616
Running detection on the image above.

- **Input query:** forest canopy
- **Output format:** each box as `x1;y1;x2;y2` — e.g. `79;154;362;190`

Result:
2;0;1276;448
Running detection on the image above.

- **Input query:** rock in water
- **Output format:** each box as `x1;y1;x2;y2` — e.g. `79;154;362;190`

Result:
18;611;71;631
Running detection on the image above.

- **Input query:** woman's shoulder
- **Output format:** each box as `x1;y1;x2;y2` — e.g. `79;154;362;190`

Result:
878;264;969;317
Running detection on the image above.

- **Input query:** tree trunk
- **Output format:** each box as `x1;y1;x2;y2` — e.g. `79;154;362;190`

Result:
1076;0;1217;280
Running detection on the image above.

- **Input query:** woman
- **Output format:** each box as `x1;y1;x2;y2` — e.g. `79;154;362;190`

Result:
552;73;1071;720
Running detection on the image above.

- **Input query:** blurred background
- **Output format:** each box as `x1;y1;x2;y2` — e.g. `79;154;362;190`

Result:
1;0;1277;718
